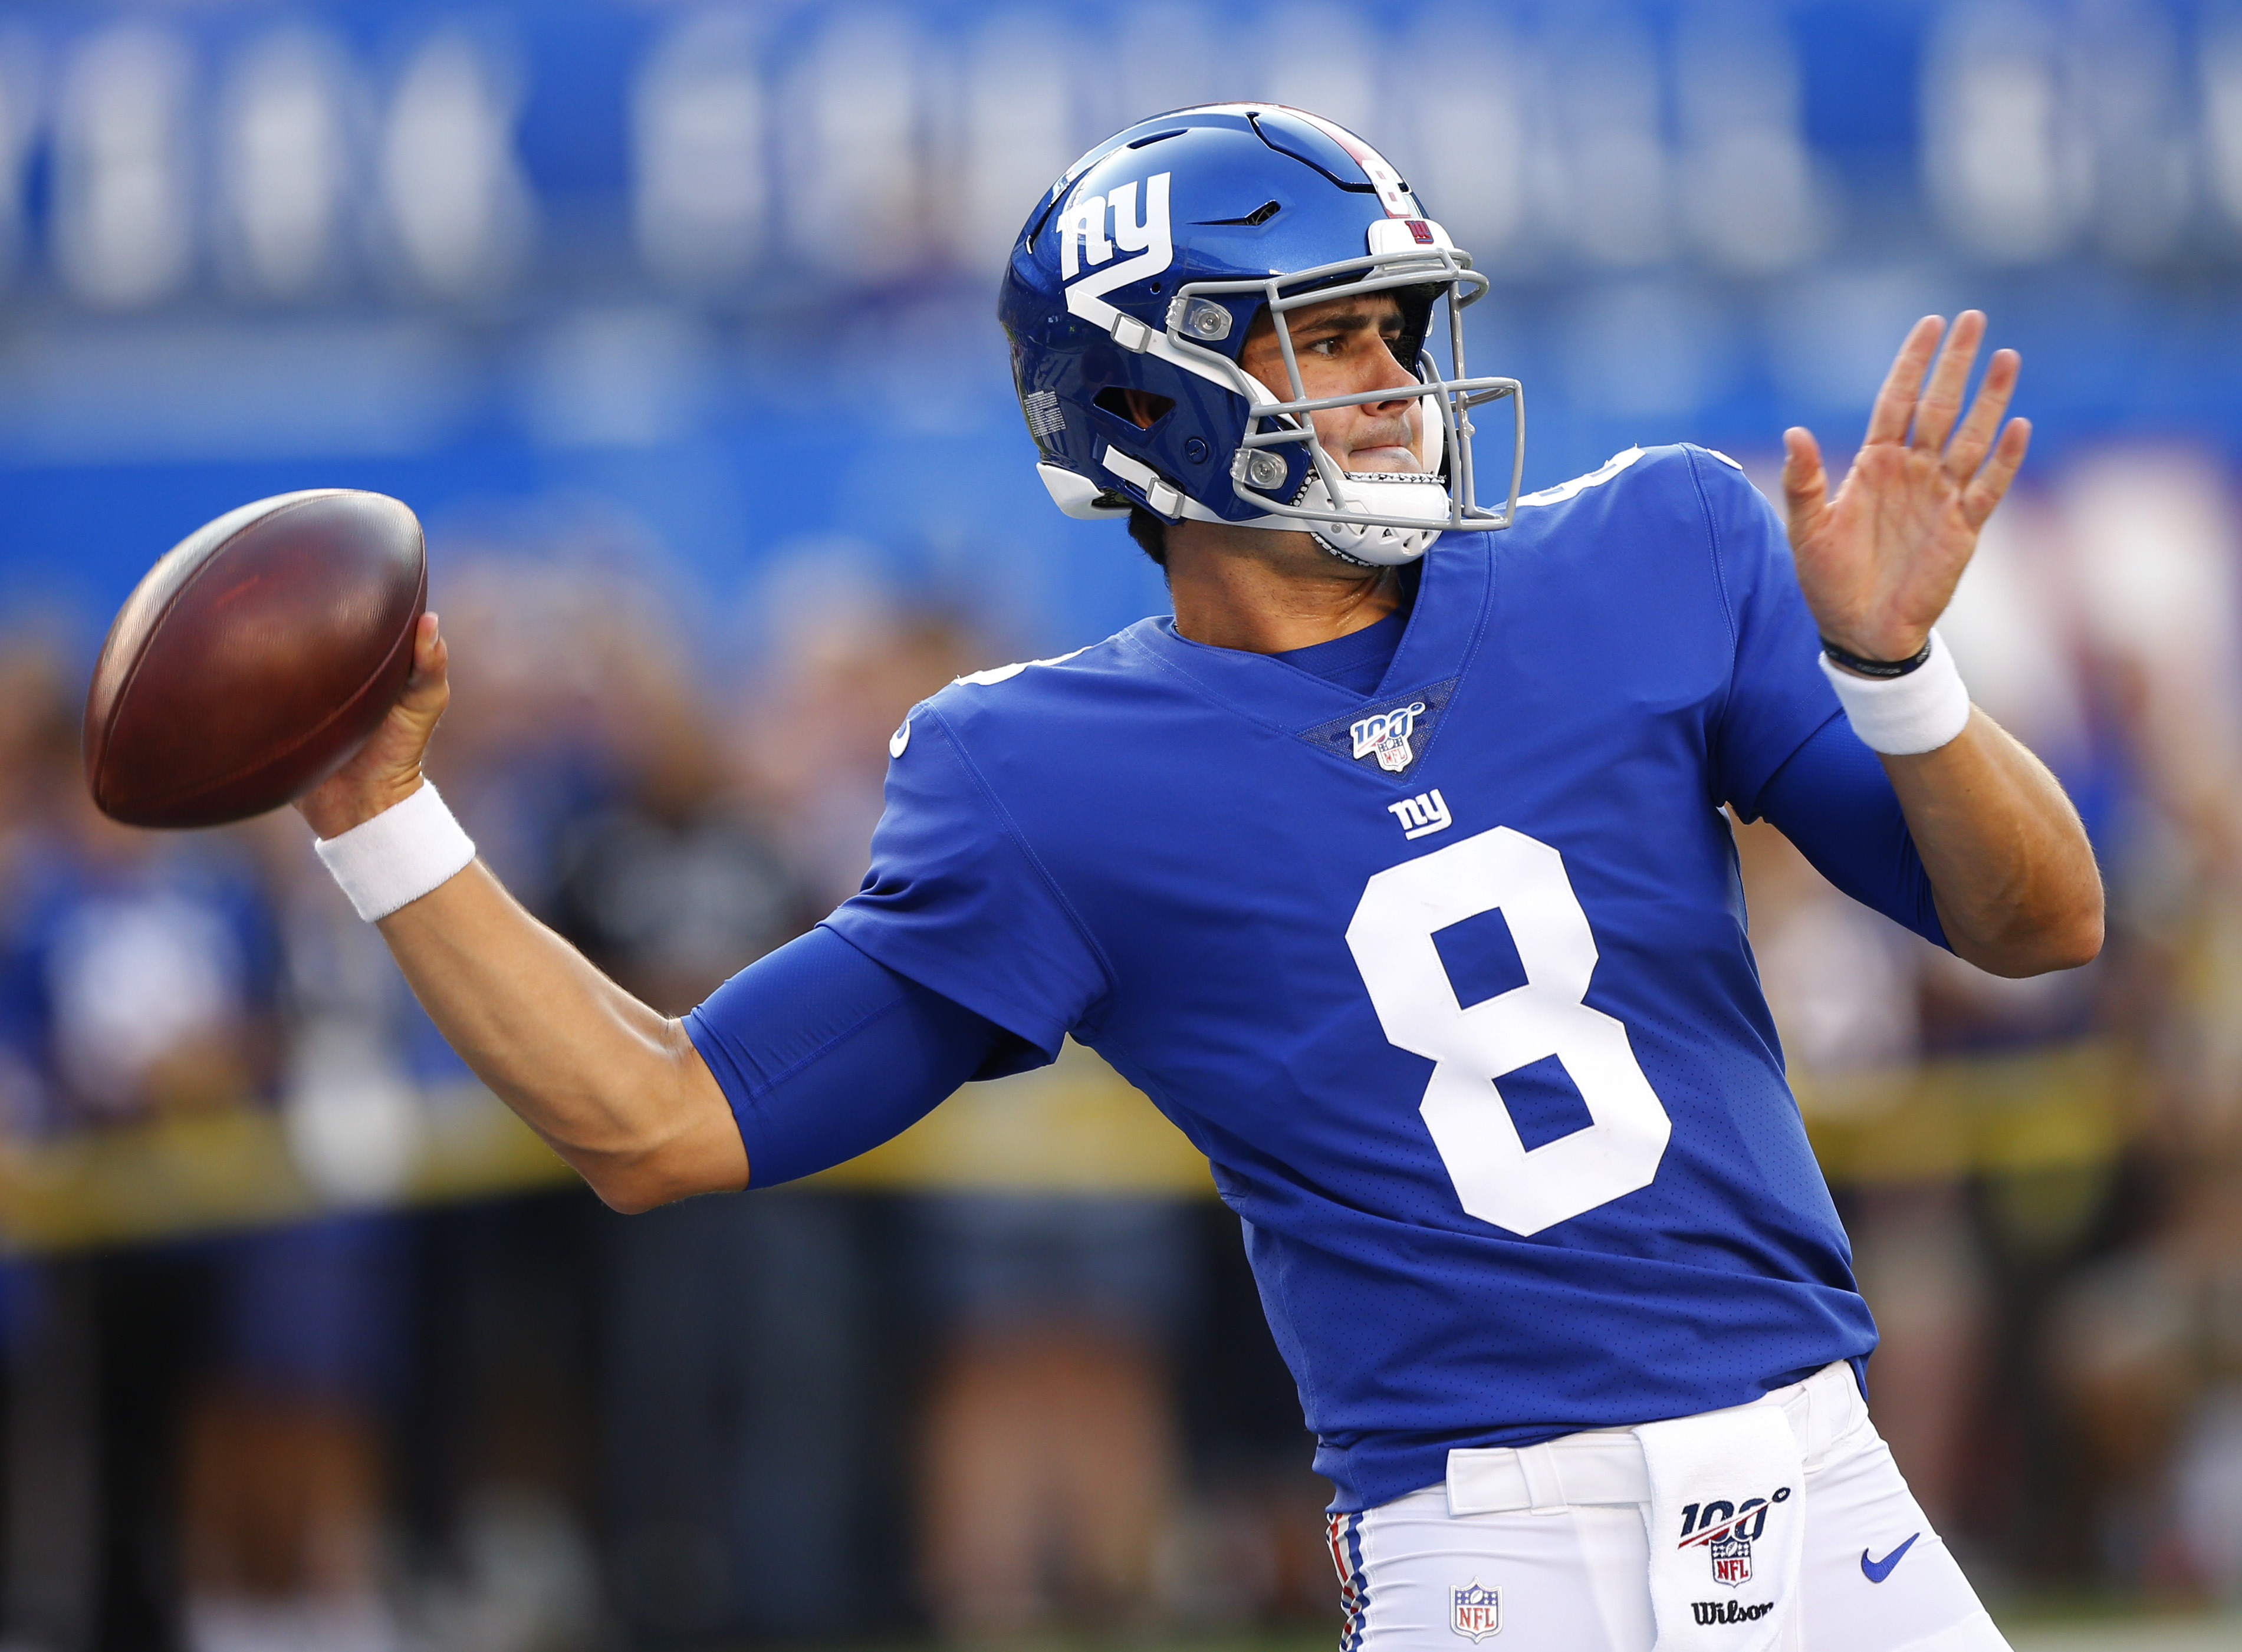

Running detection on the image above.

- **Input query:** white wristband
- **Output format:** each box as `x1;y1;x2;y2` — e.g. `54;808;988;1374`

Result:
1817;629;1972;755
314;779;476;921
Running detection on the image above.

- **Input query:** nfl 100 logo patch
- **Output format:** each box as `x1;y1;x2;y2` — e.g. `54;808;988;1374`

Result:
1449;1579;1501;1641
1676;1485;1791;1589
1297;680;1457;778
1352;701;1426;773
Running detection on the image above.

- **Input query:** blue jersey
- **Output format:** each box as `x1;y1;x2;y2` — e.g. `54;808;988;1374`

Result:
823;445;1881;1510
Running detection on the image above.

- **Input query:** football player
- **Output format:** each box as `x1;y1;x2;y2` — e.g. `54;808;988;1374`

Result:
297;107;2098;1651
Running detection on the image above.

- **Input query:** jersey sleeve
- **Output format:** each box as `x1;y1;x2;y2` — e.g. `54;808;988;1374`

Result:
685;926;1031;1187
1689;447;1847;820
818;704;1112;1059
1754;716;1950;949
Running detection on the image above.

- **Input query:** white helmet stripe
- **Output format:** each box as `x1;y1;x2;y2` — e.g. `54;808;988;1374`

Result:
1281;107;1421;218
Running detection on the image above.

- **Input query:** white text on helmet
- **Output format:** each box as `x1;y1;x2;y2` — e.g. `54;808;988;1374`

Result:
1058;172;1170;282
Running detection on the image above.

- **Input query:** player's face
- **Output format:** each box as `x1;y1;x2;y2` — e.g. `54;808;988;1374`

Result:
1240;294;1425;475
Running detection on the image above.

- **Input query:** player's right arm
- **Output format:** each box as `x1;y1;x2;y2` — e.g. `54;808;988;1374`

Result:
291;613;742;1210
378;851;744;1212
294;614;1002;1213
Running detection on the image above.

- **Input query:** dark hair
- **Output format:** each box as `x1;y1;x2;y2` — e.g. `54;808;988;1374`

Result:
1127;506;1168;567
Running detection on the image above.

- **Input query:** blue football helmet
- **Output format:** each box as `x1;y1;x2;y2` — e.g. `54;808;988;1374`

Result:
998;104;1524;567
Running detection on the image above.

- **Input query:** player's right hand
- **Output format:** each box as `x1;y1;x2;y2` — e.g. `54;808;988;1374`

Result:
294;611;451;840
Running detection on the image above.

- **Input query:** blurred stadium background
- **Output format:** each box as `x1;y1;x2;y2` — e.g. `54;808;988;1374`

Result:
0;0;2237;1647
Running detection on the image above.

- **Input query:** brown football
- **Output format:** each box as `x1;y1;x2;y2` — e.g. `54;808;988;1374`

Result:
84;489;426;828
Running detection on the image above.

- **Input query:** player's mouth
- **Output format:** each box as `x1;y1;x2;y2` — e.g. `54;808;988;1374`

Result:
1346;444;1425;474
1343;415;1426;475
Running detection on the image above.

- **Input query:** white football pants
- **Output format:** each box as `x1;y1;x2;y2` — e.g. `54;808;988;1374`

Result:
1326;1363;2008;1652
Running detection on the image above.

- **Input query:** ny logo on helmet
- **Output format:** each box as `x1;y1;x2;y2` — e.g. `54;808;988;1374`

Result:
1055;173;1174;335
1057;173;1171;280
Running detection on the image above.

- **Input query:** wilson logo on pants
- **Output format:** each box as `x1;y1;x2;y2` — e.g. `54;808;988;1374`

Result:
1692;1598;1776;1625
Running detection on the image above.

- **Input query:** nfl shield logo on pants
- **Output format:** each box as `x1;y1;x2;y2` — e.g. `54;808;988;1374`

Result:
1710;1531;1753;1587
1450;1579;1501;1641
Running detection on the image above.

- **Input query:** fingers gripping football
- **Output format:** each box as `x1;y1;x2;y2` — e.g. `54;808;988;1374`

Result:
1781;311;2031;664
295;612;451;840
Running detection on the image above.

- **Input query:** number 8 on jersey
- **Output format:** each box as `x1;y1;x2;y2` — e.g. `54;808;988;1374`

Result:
1346;826;1672;1236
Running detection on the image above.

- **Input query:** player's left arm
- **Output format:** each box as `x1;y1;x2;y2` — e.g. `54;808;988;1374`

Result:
1781;311;2103;979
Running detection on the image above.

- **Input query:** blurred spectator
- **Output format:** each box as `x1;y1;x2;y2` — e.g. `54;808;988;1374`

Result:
179;1216;404;1652
0;636;81;1135
550;611;817;1022
0;654;392;1650
2041;452;2242;1602
1162;1208;1337;1632
424;546;644;913
541;586;884;1645
395;543;656;1645
0;638;96;1645
909;1187;1193;1641
737;579;990;910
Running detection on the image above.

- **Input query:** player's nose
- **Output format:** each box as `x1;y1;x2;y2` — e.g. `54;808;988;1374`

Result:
1357;342;1421;407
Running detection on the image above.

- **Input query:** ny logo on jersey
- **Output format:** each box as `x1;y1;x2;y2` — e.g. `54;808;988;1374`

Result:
1353;701;1428;773
1388;788;1451;840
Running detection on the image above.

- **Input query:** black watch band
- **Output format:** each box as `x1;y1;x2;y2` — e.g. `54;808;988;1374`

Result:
1820;636;1933;679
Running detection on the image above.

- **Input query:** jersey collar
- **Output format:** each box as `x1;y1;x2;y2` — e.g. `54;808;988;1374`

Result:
1125;531;1495;736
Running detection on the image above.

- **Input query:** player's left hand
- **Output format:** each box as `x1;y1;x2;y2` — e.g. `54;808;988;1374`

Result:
1781;311;2030;663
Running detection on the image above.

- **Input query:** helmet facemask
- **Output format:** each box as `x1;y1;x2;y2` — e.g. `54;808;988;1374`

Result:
1163;230;1524;567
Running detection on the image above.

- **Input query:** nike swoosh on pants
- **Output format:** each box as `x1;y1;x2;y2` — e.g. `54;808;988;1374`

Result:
1860;1532;1922;1583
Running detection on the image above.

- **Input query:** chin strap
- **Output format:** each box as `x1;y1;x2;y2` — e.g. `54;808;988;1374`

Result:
1293;470;1449;566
